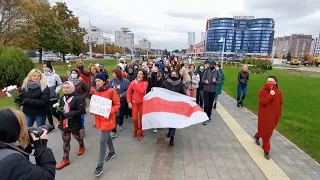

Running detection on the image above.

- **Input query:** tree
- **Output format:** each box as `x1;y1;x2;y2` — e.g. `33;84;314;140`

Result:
286;52;293;62
19;0;67;63
52;2;86;60
304;52;313;61
0;0;24;45
0;45;34;88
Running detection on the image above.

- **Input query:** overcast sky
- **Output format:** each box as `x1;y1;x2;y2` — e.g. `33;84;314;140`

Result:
49;0;320;50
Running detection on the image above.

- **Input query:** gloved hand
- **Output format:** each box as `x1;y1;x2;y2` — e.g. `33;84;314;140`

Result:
58;111;66;121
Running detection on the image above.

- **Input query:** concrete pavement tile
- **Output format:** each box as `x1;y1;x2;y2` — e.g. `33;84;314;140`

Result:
216;168;231;179
184;165;196;177
205;166;219;178
195;166;208;177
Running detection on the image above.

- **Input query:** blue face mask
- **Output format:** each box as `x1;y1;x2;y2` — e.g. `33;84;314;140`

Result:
199;67;204;72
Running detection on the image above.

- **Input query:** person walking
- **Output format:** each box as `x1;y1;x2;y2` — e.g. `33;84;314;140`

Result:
126;69;149;141
44;62;63;130
185;64;200;98
109;69;130;138
254;76;283;160
161;70;186;146
68;68;89;137
201;61;221;125
195;63;205;108
237;65;249;107
55;81;86;170
92;73;120;177
14;69;50;127
147;66;163;133
80;64;99;98
213;64;225;109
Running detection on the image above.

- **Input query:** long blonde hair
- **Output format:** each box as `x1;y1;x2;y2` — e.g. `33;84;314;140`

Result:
9;109;30;149
21;69;47;91
180;67;191;84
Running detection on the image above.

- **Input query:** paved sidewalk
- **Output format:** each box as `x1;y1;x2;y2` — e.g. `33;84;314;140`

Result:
46;92;320;180
217;92;320;180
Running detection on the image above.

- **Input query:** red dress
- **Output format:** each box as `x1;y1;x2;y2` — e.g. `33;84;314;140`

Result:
255;85;283;152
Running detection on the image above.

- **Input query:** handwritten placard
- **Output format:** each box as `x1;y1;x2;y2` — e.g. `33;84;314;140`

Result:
89;95;112;118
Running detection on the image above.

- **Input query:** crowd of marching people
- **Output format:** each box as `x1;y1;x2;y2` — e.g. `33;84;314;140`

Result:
0;56;283;179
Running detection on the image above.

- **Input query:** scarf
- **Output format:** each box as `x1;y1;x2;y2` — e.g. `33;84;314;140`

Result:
68;76;82;86
62;95;74;128
27;81;40;89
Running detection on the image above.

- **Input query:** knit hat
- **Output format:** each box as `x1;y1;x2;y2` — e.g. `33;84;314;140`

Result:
46;61;53;70
210;61;216;65
63;81;75;93
72;68;81;77
0;109;20;143
95;73;108;82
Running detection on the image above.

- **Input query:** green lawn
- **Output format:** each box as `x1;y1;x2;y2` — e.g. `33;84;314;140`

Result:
222;67;320;162
0;59;120;109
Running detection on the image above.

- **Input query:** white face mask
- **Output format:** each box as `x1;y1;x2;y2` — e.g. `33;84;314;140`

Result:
215;67;220;70
71;74;77;79
44;72;49;76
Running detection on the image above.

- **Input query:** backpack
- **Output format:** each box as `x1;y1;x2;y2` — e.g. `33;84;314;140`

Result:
0;148;24;162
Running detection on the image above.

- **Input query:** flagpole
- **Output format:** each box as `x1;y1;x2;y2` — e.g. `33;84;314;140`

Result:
221;37;225;69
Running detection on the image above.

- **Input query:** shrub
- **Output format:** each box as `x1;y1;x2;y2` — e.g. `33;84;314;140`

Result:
244;58;273;73
0;45;34;88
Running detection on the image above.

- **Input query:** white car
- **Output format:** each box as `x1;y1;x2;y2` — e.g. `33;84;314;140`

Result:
65;55;78;60
43;54;62;62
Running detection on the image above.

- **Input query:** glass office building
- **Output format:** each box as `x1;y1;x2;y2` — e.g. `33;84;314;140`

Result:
206;17;275;55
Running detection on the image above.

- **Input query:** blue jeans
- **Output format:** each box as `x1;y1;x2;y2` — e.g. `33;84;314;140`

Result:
237;83;247;102
25;115;46;128
81;114;85;129
168;128;176;137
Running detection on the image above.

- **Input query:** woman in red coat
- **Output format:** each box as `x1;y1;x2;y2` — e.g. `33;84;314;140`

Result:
91;73;120;177
126;69;148;141
254;76;283;160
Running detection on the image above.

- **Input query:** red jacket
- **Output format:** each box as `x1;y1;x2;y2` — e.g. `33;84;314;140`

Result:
126;79;148;103
80;70;89;85
258;85;283;139
93;87;120;131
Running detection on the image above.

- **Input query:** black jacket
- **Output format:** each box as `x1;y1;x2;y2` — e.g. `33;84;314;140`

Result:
56;94;86;132
162;78;186;95
238;71;249;84
126;72;137;82
0;140;56;180
147;76;163;93
15;87;50;116
195;69;205;90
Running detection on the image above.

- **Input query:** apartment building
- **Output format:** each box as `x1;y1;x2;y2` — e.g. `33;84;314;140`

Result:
274;34;312;57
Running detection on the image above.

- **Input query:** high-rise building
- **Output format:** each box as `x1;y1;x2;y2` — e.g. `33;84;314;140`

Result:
274;34;312;57
311;32;320;57
115;28;134;48
201;32;207;41
188;32;195;47
138;39;151;50
206;16;275;55
83;26;111;45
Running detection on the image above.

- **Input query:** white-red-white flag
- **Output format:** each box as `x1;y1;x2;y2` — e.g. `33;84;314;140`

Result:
142;87;208;130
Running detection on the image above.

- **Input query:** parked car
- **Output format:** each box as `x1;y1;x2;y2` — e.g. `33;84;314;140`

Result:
42;54;62;62
65;55;78;60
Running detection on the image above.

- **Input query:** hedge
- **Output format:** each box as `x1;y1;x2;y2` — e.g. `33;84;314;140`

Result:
244;57;273;74
0;45;34;88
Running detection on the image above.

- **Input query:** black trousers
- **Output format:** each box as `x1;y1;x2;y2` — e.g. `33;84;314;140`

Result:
47;100;59;127
112;98;127;133
203;91;216;118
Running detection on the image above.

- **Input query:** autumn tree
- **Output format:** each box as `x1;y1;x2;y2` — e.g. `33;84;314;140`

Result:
286;52;293;62
18;0;67;63
52;2;86;61
304;52;314;61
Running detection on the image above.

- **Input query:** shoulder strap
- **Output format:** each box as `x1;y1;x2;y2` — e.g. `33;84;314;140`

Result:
0;148;23;162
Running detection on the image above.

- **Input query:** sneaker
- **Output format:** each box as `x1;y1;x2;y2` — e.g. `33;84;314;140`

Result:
208;117;212;122
105;152;116;162
237;102;240;107
118;126;123;131
240;101;244;107
110;132;117;138
254;136;260;146
202;121;208;125
264;152;270;160
153;129;158;133
93;165;103;177
213;103;217;109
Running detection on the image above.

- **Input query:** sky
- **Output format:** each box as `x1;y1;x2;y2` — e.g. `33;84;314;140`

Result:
49;0;320;50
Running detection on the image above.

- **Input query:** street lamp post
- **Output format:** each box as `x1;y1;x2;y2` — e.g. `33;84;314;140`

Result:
103;38;106;56
219;37;225;69
77;9;93;59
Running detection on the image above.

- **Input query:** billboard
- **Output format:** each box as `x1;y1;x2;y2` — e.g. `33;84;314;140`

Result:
233;16;255;20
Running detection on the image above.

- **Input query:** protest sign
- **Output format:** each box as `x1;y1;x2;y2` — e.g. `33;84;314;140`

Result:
89;95;112;118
